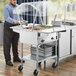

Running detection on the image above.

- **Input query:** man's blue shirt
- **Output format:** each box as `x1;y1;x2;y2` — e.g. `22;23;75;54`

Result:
3;3;19;24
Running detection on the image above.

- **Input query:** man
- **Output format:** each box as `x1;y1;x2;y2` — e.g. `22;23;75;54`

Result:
3;0;24;66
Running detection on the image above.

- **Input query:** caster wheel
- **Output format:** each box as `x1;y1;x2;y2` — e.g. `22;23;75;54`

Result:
52;62;58;68
18;65;23;71
33;69;38;76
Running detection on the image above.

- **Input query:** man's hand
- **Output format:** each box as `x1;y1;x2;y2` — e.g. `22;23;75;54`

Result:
14;20;19;24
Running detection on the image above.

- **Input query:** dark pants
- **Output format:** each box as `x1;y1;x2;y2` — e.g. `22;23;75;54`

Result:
3;21;19;62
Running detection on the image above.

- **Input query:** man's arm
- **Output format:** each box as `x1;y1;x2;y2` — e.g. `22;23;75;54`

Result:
3;7;14;24
3;7;19;24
